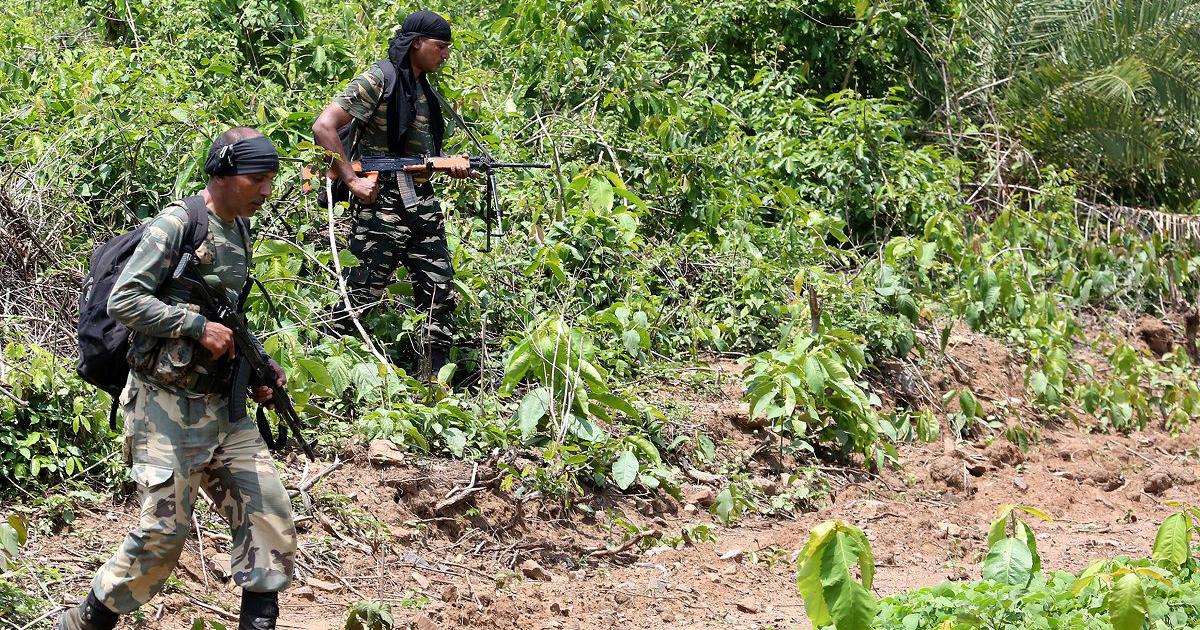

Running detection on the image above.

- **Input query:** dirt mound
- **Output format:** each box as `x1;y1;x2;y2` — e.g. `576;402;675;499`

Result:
1135;316;1175;356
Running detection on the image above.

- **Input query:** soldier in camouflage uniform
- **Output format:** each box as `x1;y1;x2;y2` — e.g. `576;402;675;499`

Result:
59;128;295;630
313;10;471;377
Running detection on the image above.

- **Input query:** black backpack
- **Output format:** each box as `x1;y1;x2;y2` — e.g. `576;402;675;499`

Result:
77;195;210;425
320;59;397;206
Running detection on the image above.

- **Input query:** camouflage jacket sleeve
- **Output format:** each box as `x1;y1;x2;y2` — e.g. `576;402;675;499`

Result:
333;63;385;124
107;204;207;339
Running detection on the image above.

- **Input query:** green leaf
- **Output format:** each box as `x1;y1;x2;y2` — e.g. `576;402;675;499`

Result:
983;538;1034;587
803;355;825;394
987;515;1008;547
7;515;26;545
588;176;615;213
820;532;879;630
713;487;735;525
1152;511;1192;567
514;387;550;440
592;391;639;420
1108;573;1148;630
622;329;641;355
298;358;333;391
611;450;639;490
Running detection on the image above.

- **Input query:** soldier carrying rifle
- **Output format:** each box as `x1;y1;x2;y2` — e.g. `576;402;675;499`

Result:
61;128;296;630
313;10;472;378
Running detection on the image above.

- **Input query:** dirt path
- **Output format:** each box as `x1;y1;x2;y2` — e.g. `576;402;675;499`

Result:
21;330;1200;629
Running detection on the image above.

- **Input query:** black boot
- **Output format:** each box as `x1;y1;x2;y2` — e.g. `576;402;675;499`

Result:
239;591;279;630
57;590;118;630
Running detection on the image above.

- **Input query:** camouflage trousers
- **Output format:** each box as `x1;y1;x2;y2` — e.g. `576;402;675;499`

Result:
339;176;456;350
91;375;296;613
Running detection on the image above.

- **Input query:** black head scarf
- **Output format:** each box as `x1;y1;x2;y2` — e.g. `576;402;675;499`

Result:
384;11;451;155
387;10;452;64
204;135;279;176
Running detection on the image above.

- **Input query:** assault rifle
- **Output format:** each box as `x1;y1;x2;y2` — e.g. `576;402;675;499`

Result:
364;154;549;251
308;154;549;251
170;255;317;461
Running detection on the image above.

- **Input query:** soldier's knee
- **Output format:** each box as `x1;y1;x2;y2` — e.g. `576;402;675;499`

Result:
136;519;190;556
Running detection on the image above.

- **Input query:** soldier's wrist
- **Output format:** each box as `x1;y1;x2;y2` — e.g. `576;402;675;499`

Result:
183;313;208;339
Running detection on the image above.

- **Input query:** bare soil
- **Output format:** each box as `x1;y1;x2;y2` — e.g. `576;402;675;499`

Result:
20;325;1200;630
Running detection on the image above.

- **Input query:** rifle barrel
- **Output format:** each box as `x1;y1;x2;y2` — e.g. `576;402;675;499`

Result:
483;162;551;169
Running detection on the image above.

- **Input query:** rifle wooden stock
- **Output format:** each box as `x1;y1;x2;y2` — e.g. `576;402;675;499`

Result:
301;156;480;193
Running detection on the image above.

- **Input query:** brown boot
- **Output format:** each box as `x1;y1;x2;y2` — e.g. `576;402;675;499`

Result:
57;591;118;630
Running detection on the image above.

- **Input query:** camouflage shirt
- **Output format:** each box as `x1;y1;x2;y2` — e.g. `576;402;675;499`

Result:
334;62;437;159
109;199;251;394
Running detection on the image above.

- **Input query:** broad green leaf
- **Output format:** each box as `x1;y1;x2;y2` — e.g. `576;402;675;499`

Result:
622;329;641;354
1152;512;1192;567
987;515;1008;546
592;391;639;420
514;387;550;439
611;450;639;490
7;515;26;545
1107;573;1148;630
803;355;825;394
713;487;734;525
820;532;879;630
588;176;615;213
1014;519;1041;574
983;538;1033;586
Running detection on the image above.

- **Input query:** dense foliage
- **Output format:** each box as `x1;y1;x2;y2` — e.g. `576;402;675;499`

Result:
1;0;1199;506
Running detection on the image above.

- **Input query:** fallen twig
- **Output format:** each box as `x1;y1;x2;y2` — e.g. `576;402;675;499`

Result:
585;528;662;558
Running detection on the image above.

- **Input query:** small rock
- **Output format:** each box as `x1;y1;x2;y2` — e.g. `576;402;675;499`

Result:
550;602;571;617
410;614;438;630
441;585;459;602
1013;476;1028;491
520;559;552;581
306;577;341;592
1145;472;1173;495
752;476;782;496
411;571;430;589
685;485;716;507
569;569;586;581
661;612;675;623
937;522;963;539
929;456;969;492
613;592;632;604
209;552;232;579
293;586;315;600
368;439;406;466
735;601;761;614
719;549;743;561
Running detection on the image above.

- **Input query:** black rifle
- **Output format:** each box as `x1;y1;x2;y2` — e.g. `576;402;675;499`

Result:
171;254;317;461
358;155;550;251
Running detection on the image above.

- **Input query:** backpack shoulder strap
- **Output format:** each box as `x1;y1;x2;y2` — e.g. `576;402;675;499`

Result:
180;194;210;255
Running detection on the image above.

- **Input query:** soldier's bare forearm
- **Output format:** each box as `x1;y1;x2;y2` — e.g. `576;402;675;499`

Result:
312;106;360;184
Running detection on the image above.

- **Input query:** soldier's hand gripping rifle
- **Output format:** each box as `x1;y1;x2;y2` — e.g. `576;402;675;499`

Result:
171;254;317;461
301;154;549;250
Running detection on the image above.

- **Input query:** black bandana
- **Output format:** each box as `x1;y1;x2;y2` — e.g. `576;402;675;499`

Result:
387;10;453;64
204;135;280;176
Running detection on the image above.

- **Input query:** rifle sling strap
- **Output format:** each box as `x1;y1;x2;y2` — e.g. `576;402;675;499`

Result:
256;405;289;451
